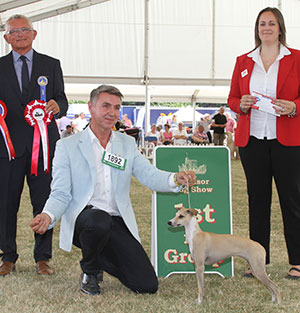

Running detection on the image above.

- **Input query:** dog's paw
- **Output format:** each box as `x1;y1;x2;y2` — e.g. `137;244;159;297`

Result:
196;297;202;304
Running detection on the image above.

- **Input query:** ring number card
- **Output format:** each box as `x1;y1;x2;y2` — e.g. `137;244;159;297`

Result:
102;151;126;171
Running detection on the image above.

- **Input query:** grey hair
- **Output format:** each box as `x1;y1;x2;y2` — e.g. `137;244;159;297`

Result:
5;14;33;33
90;85;123;105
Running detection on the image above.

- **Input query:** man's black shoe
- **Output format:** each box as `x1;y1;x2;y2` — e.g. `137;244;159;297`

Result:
80;273;100;295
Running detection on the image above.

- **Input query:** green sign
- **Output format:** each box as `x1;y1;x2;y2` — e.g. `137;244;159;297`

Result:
151;146;233;277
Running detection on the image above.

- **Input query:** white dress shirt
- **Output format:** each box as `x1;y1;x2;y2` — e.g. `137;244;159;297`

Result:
87;128;177;213
248;44;291;140
87;127;120;216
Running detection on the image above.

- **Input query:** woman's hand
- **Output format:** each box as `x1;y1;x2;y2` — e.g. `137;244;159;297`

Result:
272;99;296;116
240;95;257;113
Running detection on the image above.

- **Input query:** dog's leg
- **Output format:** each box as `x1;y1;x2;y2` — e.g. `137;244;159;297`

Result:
195;263;205;304
247;253;281;304
251;265;281;304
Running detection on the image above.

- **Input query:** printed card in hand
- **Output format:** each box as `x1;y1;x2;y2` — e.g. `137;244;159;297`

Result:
251;91;280;117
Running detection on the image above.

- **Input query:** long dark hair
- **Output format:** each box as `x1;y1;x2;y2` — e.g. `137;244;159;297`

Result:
254;7;286;48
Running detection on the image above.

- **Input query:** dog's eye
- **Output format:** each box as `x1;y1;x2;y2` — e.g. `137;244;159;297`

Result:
178;214;184;218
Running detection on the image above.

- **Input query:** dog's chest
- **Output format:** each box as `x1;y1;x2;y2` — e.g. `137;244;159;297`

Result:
186;231;194;255
185;219;199;256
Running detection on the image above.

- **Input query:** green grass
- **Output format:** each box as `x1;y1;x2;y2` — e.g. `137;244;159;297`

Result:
0;160;300;313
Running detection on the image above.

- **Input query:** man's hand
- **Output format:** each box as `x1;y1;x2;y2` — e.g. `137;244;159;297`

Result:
30;213;51;235
45;99;60;115
175;171;196;187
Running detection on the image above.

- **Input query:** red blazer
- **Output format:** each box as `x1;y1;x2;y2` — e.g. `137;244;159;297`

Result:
227;48;300;147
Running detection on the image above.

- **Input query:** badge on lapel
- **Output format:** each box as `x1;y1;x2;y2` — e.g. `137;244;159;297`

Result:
241;69;248;78
37;76;48;101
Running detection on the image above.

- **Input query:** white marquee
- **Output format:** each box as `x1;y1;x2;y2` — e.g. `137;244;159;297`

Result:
0;0;299;128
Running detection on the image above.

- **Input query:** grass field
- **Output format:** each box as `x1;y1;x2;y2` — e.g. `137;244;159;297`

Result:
0;159;299;313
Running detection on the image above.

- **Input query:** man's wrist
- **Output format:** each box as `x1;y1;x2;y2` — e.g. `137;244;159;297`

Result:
173;173;181;187
42;211;55;224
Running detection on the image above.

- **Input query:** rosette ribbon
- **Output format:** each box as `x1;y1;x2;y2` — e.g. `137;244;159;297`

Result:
0;100;15;160
24;100;52;176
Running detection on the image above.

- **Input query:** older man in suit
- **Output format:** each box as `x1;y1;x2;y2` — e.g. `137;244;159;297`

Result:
0;14;68;276
30;85;196;296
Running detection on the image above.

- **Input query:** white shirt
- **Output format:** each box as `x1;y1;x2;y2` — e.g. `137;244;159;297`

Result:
146;131;160;139
87;127;120;216
73;117;89;132
173;129;188;145
248;44;291;139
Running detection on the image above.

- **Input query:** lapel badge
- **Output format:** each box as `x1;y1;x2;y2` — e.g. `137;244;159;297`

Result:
37;76;48;87
241;69;248;78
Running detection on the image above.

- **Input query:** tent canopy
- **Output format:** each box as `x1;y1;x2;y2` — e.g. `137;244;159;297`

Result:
0;0;299;104
172;106;203;123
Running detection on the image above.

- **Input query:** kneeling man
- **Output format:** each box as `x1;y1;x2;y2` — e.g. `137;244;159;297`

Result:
30;85;195;295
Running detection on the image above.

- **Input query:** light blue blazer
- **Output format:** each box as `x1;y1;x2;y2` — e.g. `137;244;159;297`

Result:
43;128;177;252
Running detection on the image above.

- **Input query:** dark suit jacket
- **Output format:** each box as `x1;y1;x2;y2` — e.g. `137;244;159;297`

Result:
0;50;68;158
228;47;300;147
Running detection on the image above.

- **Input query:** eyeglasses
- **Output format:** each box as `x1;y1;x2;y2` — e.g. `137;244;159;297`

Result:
7;27;33;36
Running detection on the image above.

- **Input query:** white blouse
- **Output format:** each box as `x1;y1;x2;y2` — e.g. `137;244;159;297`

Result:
248;44;291;140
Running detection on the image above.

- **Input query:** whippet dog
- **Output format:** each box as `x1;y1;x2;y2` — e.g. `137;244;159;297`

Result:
168;207;281;304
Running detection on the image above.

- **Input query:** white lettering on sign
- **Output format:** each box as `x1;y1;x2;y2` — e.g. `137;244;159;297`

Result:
164;249;224;267
188;205;216;224
164;249;194;264
191;186;214;193
196;179;210;185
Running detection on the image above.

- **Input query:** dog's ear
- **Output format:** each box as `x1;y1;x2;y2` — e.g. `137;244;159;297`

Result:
187;208;198;216
174;203;184;211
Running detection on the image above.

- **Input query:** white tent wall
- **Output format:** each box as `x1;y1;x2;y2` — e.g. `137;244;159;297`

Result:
1;0;300;104
283;0;300;49
214;0;265;78
3;0;299;80
31;0;145;79
148;0;213;79
0;0;80;24
215;0;300;78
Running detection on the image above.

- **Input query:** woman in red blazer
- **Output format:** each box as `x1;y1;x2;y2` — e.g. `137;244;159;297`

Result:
228;7;300;279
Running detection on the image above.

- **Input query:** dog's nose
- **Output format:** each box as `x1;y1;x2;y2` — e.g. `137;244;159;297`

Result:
168;221;172;226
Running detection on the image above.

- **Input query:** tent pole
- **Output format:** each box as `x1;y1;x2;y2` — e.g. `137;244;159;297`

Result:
191;89;200;130
278;0;282;11
143;0;150;133
145;81;150;132
211;0;216;79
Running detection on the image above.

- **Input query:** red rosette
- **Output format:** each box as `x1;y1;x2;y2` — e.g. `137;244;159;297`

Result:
0;100;7;118
24;100;53;175
24;100;52;127
0;100;15;160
